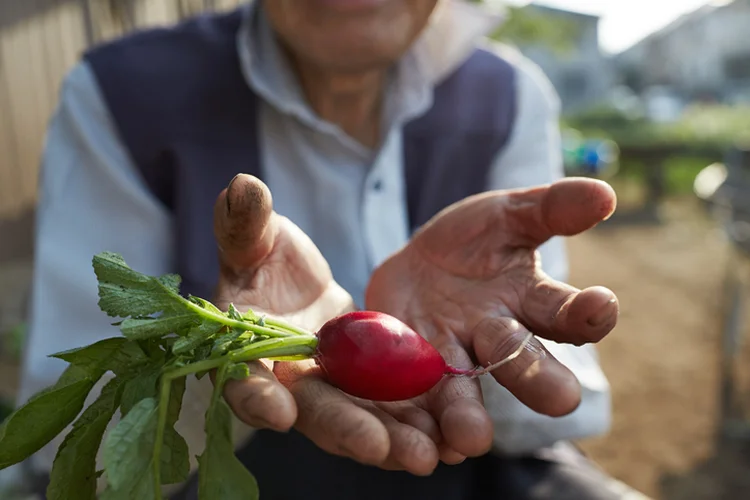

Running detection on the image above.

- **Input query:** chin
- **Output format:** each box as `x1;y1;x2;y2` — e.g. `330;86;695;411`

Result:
266;1;427;73
313;50;404;73
299;31;414;72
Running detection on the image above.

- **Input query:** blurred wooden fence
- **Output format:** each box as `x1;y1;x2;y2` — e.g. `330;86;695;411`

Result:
0;0;241;261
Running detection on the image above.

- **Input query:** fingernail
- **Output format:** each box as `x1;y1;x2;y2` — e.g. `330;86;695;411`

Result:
226;174;241;214
587;298;617;327
245;415;277;431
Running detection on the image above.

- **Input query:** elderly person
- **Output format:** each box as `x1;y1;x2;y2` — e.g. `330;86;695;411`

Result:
19;0;641;498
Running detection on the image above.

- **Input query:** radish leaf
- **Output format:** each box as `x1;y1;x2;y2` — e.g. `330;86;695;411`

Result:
50;337;148;376
172;321;223;355
226;362;250;381
101;397;159;498
188;295;224;315
197;364;258;500
46;375;126;500
0;364;100;469
119;364;161;417
93;252;184;319
120;313;200;340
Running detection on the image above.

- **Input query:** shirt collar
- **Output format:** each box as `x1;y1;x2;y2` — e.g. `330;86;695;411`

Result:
236;0;505;139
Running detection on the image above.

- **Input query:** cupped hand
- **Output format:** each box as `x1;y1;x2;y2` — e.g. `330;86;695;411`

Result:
211;174;441;476
364;177;620;467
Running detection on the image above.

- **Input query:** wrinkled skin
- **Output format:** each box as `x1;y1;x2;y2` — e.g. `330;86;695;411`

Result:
213;174;619;476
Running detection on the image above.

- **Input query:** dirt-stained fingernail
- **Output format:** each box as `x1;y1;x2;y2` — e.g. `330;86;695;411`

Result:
226;174;242;214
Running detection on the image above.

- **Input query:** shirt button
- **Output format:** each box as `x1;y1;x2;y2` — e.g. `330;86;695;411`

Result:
372;180;383;191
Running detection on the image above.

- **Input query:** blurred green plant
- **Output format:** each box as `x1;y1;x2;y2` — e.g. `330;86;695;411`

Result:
0;322;25;423
565;103;750;150
0;399;13;424
563;103;750;195
469;0;582;53
2;322;25;362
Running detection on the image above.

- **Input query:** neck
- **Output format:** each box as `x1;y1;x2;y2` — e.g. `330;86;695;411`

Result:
289;57;387;149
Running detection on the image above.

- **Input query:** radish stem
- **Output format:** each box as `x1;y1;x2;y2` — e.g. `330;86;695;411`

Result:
179;295;302;338
163;335;319;381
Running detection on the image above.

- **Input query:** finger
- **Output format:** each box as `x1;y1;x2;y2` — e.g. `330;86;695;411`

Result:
285;367;391;466
426;340;494;458
375;402;442;445
213;173;276;273
377;402;466;465
414;178;616;254
222;360;298;431
365;404;440;476
505;177;617;248
472;317;581;417
438;444;467;465
517;271;619;345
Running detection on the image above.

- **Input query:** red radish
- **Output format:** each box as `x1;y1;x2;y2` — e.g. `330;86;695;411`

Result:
313;310;533;402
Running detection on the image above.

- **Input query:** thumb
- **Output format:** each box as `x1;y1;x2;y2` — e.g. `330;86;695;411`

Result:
506;177;617;248
213;174;277;274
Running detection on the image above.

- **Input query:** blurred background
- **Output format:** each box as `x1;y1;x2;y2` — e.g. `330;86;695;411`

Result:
1;1;750;499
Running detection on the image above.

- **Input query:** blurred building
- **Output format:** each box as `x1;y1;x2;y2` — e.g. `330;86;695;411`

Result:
512;4;615;114
616;0;750;107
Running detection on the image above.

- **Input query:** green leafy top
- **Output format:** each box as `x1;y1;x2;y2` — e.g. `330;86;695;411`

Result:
0;251;319;500
92;252;301;342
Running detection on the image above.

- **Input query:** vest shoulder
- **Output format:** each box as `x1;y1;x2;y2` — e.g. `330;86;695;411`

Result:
409;43;519;135
478;40;561;111
455;43;517;81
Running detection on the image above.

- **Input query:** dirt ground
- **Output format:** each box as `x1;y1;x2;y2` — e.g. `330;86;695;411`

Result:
570;196;750;500
1;195;750;499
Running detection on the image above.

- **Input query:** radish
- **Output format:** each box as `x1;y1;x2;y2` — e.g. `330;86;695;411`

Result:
314;311;533;402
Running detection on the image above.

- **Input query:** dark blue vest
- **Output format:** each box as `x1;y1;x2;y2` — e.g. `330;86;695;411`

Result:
83;7;517;301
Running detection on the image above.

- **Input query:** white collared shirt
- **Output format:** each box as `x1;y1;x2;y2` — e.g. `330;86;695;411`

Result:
18;0;611;475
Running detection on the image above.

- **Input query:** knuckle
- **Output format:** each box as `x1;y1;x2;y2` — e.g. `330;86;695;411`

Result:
474;318;535;369
322;404;387;463
289;376;328;416
474;317;520;353
403;426;431;459
320;403;365;442
236;381;277;415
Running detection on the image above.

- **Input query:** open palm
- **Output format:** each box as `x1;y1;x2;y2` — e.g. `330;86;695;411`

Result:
365;179;620;467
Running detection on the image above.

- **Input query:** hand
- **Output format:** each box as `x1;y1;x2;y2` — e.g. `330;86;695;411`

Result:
364;177;620;466
211;174;443;475
210;173;354;428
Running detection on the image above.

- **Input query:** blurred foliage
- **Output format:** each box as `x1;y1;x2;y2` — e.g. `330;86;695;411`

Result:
3;322;25;362
563;104;750;195
564;104;750;150
469;0;582;53
0;323;25;423
0;399;13;424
